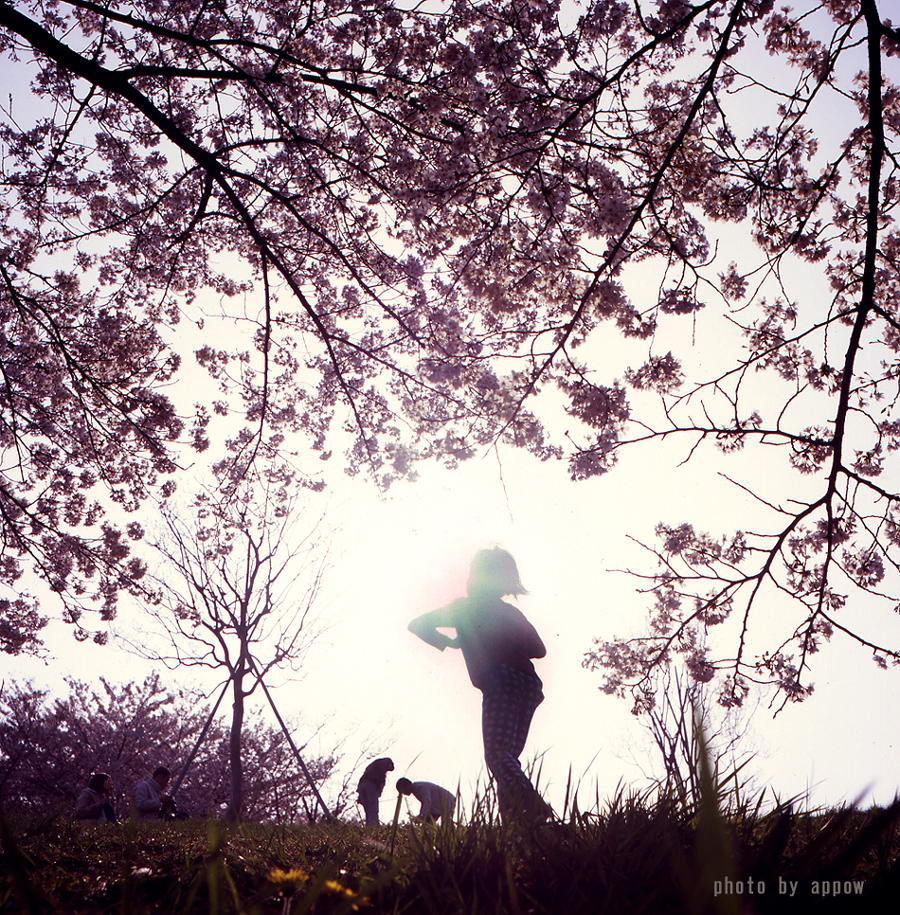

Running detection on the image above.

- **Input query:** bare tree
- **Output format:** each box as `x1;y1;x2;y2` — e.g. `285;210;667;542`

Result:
634;664;759;812
140;463;328;821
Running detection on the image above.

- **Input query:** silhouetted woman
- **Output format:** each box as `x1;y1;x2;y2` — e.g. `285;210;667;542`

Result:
408;547;550;825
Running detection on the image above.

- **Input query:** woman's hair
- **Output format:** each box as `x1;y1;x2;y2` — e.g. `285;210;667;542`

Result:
88;772;111;793
467;547;527;597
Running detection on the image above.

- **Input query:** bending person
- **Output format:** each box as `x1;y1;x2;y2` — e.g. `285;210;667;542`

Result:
397;777;456;823
357;757;394;826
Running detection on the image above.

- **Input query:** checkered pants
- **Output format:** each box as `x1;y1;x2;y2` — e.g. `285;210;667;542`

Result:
480;664;547;821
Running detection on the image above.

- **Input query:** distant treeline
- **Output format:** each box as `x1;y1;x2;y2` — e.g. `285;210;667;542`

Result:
0;674;339;821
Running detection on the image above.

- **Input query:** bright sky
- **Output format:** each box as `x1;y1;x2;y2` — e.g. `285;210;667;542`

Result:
14;427;900;823
311;442;900;819
7;2;900;826
11;211;900;823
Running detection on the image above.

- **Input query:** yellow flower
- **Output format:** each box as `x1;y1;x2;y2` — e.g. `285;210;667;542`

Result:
322;880;353;899
267;867;308;894
322;880;370;910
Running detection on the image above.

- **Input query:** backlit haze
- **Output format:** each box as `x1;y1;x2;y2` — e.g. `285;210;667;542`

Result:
7;4;900;824
14;432;899;823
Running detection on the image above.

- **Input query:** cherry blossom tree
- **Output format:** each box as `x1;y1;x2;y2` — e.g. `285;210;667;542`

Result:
2;0;900;711
0;674;340;820
578;0;900;712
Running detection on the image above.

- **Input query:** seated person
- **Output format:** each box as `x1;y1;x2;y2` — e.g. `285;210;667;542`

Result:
134;766;178;820
75;773;117;822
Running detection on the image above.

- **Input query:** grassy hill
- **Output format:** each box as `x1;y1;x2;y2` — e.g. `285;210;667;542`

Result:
3;786;900;914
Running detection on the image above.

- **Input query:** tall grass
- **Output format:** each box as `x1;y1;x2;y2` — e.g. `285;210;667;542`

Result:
3;762;900;915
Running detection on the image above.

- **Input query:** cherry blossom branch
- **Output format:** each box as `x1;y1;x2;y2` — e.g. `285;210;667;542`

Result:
494;0;750;440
